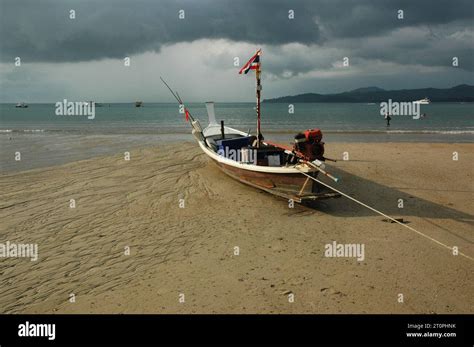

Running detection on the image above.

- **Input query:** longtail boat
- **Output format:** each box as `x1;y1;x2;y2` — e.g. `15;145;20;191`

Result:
161;49;341;203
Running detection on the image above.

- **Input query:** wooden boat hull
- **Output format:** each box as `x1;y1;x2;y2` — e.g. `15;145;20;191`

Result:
209;156;340;203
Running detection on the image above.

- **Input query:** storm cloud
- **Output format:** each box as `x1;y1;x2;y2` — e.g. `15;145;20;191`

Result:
0;0;322;62
1;0;472;65
0;0;472;101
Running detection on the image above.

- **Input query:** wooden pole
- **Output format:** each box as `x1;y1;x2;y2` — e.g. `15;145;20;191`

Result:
220;120;226;139
256;54;262;148
298;177;311;196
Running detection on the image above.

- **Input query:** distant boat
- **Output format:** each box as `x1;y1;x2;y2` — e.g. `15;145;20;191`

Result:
413;97;430;104
15;102;28;108
135;101;143;107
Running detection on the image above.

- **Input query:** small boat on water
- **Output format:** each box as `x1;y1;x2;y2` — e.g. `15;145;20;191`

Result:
135;101;143;107
162;50;340;203
15;102;28;108
413;97;430;104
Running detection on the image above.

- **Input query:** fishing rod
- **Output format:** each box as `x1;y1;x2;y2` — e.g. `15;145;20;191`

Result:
160;76;180;103
160;77;210;146
160;76;196;123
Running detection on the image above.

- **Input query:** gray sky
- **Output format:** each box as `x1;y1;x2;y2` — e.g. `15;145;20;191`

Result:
0;0;473;102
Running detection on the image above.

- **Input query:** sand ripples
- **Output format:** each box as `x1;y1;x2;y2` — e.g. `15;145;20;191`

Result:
0;144;215;313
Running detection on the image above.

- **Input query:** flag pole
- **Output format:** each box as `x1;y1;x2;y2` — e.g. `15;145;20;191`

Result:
256;51;262;148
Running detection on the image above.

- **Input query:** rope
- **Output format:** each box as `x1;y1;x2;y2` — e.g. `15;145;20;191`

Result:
296;167;474;262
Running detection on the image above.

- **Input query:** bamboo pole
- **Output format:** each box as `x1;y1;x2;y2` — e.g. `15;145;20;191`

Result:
303;161;339;183
256;62;262;148
298;177;311;196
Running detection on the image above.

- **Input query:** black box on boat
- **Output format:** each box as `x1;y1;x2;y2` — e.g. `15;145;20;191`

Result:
216;136;255;161
216;136;254;152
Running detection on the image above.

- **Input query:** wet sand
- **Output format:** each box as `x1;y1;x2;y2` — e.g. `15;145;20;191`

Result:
0;142;473;313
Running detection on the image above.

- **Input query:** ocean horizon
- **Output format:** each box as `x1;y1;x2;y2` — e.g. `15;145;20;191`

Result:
1;102;473;135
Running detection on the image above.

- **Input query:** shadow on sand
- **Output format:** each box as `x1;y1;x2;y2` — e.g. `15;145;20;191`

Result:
303;166;474;232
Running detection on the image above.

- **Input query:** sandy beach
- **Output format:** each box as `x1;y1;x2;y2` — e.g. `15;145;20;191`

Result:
0;141;472;314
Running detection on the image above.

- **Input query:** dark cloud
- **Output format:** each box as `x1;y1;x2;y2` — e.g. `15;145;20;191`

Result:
348;24;474;71
313;0;473;39
0;0;320;62
1;0;472;66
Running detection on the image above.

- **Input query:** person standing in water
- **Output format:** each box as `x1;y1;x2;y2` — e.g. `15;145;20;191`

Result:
384;113;392;127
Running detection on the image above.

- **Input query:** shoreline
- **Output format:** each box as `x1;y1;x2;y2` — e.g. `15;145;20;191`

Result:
1;132;473;174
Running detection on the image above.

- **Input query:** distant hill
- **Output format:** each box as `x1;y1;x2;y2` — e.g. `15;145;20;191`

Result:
264;84;474;103
349;86;386;93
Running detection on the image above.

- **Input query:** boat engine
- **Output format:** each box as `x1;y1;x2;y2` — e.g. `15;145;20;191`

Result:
294;129;325;161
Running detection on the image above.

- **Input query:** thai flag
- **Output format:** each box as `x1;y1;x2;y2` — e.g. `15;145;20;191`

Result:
239;50;261;74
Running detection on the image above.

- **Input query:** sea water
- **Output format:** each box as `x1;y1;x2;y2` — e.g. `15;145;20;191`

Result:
1;102;473;135
1;102;473;172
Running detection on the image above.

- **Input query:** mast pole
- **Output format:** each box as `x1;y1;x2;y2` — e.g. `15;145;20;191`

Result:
256;51;262;147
